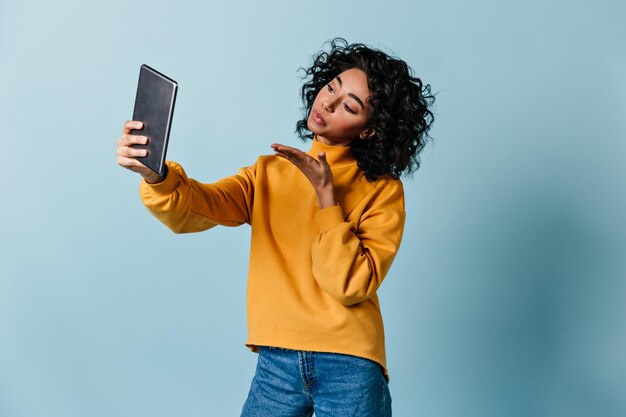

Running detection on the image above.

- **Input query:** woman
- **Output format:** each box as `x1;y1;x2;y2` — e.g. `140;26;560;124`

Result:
116;38;434;417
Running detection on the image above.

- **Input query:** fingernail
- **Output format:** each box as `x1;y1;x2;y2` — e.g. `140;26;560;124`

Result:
142;137;148;144
142;150;148;156
136;122;143;128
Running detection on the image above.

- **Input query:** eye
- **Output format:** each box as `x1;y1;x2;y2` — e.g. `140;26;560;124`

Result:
327;83;334;93
343;103;356;114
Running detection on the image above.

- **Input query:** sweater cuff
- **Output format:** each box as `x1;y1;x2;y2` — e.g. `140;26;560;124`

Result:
315;205;345;231
141;162;180;195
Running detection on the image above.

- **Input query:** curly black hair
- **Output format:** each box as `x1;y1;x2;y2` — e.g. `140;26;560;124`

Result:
296;38;435;181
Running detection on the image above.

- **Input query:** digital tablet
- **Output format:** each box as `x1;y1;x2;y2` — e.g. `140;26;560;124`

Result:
130;64;178;176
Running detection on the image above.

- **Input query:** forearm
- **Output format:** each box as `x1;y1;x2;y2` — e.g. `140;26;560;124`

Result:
311;214;400;306
310;189;406;306
140;161;255;233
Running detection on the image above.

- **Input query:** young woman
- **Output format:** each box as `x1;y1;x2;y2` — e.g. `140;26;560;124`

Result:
116;38;434;417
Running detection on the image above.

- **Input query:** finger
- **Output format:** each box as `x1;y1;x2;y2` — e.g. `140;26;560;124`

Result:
120;134;149;147
271;143;305;158
274;150;306;169
274;150;296;164
118;144;148;158
273;151;289;160
272;144;297;161
272;145;295;156
318;152;332;170
275;148;316;167
117;155;146;169
274;149;312;166
122;120;144;134
271;143;291;150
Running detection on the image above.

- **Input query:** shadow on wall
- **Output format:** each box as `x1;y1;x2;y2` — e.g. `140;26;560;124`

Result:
443;184;625;417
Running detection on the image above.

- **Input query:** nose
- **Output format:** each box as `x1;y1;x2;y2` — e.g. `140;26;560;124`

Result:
322;98;337;112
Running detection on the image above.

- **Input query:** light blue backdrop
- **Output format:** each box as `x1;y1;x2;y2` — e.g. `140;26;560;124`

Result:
1;1;624;416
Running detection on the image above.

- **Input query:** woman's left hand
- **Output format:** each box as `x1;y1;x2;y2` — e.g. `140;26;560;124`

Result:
271;143;337;208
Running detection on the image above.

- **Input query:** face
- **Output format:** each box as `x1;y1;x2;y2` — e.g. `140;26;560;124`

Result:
307;67;372;147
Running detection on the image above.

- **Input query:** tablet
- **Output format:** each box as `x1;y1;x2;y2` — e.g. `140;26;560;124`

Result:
130;64;178;176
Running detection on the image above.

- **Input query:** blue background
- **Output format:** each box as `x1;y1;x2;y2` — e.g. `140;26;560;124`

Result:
1;1;625;416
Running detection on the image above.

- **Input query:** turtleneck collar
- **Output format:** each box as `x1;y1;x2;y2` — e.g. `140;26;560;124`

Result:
306;136;356;167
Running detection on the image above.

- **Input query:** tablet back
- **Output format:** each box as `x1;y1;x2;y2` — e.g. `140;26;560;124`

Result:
130;64;178;176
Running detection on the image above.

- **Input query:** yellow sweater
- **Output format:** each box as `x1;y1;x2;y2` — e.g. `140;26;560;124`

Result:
139;138;406;376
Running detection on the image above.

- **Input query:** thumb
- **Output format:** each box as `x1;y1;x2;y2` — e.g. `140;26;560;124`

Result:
318;152;332;174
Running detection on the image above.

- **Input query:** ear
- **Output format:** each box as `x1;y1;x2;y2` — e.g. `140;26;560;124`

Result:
359;128;375;140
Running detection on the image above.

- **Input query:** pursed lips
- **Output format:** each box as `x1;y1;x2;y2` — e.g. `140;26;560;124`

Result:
312;109;326;126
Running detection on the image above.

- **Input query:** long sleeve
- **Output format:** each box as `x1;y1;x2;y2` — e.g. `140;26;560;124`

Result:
310;179;406;306
137;141;404;376
140;160;255;233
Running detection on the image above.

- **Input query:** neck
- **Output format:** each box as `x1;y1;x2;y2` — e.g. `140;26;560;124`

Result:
307;136;356;167
315;134;353;148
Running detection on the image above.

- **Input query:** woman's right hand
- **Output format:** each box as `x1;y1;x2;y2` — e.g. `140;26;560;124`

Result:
116;120;165;184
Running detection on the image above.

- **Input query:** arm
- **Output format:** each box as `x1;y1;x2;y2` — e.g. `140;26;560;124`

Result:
115;120;255;232
270;143;406;306
311;181;406;306
140;160;256;233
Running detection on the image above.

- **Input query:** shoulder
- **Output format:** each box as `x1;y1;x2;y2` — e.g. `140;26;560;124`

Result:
359;176;405;215
365;175;405;200
376;176;404;193
339;173;405;219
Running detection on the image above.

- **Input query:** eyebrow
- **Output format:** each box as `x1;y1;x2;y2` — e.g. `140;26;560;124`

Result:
335;75;365;110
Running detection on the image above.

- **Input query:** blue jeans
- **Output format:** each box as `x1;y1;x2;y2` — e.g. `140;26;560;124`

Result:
240;346;392;417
